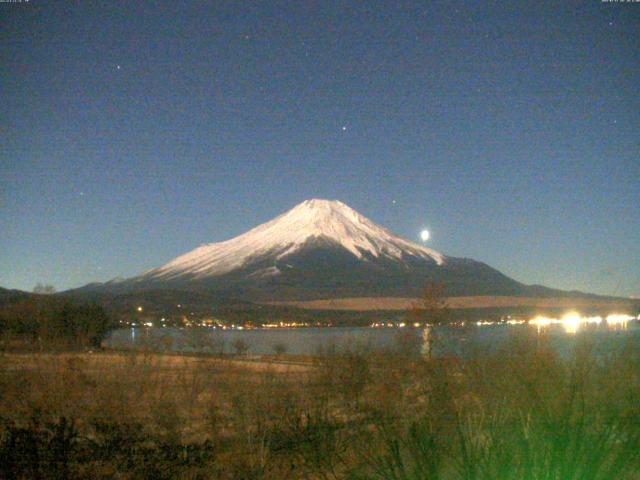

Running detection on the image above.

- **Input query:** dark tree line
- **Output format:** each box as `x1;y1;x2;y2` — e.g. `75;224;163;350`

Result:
0;297;114;348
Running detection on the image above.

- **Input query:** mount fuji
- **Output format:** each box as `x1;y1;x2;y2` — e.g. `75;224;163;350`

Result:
81;199;550;301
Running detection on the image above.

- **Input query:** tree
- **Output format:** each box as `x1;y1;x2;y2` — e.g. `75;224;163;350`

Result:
408;282;450;357
0;298;113;349
48;302;112;347
74;303;112;347
33;283;57;295
408;282;449;326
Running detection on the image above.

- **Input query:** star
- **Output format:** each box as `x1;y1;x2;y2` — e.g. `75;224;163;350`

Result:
341;125;347;131
116;64;121;70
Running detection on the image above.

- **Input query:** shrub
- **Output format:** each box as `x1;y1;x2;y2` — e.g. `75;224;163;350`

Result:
232;338;250;356
272;342;288;356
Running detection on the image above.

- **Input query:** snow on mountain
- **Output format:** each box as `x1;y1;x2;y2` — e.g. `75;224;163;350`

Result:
142;199;445;281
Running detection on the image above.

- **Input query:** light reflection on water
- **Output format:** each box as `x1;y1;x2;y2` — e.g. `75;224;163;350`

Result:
106;318;640;357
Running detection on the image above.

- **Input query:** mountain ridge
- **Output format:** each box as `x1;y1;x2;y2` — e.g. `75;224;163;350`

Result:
71;198;593;302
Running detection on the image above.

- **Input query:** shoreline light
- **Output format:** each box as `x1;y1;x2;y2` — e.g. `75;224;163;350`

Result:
606;314;634;324
528;312;635;334
606;314;634;329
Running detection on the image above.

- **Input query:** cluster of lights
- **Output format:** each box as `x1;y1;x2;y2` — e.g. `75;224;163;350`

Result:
370;322;398;328
472;320;524;326
262;321;317;328
606;314;636;325
470;319;527;326
506;319;526;325
370;321;421;328
529;313;637;333
476;321;494;326
368;313;637;332
126;318;333;329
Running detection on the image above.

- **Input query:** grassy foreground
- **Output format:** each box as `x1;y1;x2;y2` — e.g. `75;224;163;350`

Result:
1;331;640;479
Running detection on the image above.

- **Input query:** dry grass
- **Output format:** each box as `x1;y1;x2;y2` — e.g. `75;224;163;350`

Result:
1;332;640;479
268;295;637;311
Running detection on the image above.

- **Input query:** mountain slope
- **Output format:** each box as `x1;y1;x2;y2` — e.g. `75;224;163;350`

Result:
142;199;444;282
0;287;35;306
78;199;562;301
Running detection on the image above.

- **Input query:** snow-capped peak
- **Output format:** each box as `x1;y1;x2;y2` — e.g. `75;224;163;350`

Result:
143;199;445;280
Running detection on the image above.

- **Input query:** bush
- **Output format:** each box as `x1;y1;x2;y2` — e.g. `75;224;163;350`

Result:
232;338;250;356
0;416;78;480
272;342;288;356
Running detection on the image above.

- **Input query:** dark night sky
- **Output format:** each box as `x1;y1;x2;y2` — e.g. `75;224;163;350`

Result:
1;1;638;296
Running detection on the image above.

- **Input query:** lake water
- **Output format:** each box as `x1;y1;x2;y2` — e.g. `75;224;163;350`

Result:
104;319;640;357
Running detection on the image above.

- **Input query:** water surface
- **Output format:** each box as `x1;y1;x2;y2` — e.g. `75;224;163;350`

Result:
104;320;640;357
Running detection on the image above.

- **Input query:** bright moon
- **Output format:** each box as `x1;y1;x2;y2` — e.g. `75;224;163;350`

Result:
420;229;430;242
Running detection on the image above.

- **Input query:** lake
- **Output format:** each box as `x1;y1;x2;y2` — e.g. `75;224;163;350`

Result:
104;316;640;357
